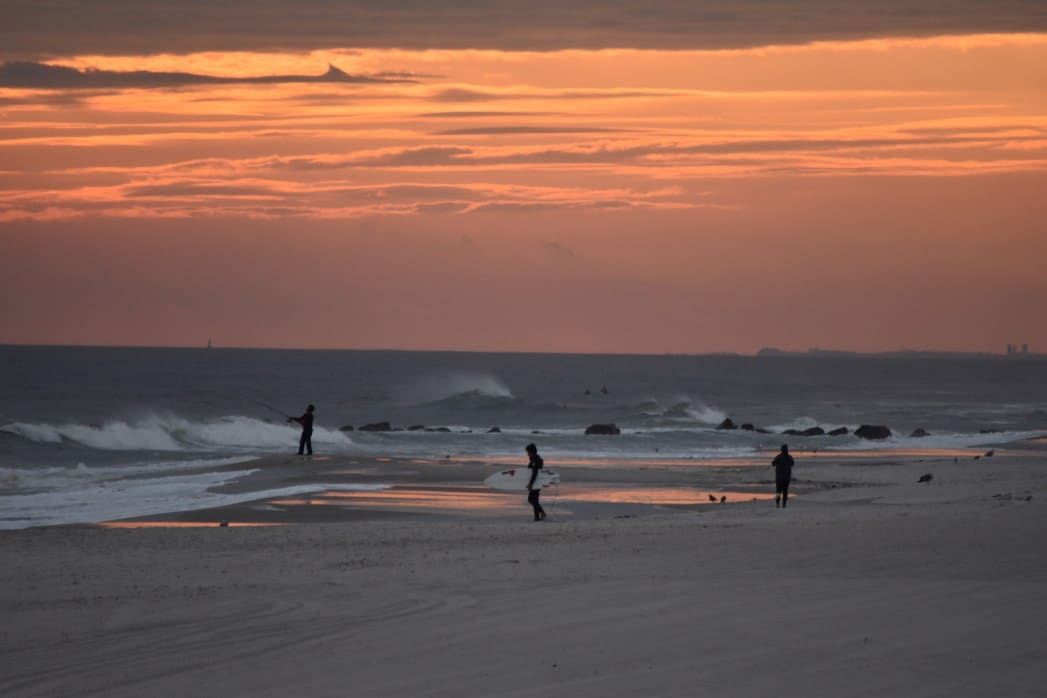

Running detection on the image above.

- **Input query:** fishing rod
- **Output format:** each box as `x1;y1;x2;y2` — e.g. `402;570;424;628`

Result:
242;395;294;421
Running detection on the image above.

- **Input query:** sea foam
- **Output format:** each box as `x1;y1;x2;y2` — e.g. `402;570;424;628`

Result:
393;371;515;405
0;414;354;453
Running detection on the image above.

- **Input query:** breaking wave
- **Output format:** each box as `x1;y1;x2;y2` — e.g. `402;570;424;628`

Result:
0;414;354;453
638;396;727;425
394;371;516;405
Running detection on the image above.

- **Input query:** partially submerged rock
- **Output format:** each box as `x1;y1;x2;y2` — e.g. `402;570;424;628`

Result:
855;424;892;440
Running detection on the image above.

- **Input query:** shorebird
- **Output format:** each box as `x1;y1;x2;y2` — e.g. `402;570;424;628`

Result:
720;495;727;503
984;450;995;457
918;473;933;484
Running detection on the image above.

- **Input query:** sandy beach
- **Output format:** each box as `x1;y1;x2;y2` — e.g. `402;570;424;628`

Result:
2;445;1046;697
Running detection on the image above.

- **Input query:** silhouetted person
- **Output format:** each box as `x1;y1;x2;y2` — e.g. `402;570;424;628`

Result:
525;443;546;521
289;404;315;455
772;444;794;508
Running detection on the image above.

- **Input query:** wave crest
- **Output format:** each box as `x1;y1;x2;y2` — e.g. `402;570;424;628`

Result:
394;371;515;405
639;396;727;425
0;414;353;452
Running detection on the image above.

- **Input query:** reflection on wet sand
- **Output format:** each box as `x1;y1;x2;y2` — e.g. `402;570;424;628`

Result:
797;448;979;459
455;455;772;468
451;448;980;470
270;486;509;512
559;487;775;505
100;521;281;528
267;484;774;512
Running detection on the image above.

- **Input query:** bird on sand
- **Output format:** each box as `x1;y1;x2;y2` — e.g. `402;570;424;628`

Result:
708;494;717;502
720;495;727;503
918;473;933;484
984;449;994;457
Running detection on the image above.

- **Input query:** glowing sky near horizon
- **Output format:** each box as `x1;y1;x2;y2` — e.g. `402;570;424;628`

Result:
1;13;1046;353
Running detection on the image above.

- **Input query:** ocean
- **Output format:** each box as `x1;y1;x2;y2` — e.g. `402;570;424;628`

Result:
1;345;1044;528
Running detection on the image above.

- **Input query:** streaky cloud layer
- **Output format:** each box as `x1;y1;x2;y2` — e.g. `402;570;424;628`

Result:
0;61;416;88
0;33;1045;353
2;0;1047;56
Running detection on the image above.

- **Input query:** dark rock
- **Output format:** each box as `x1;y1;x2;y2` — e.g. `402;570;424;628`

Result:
716;418;738;430
585;423;621;435
801;427;825;437
339;425;354;432
827;427;849;436
740;423;755;431
910;428;931;438
855;424;892;440
359;421;392;432
487;427;502;433
426;427;452;433
917;473;933;484
755;428;773;434
782;429;803;436
407;424;425;431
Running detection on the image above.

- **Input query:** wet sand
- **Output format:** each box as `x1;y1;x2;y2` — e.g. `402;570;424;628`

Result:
2;446;1046;697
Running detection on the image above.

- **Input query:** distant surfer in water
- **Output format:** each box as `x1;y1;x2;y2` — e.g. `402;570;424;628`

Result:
525;443;547;521
771;444;794;508
288;404;315;455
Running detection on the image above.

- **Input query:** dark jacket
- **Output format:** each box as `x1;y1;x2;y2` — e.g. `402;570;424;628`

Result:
772;451;794;481
527;453;543;488
295;411;314;432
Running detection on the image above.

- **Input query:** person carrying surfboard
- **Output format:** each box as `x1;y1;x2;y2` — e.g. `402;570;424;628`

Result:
525;443;547;521
288;404;315;456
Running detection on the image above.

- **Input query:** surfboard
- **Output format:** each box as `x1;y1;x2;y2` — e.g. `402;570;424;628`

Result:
484;468;560;492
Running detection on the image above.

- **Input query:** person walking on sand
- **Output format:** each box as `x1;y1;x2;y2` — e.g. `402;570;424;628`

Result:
525;443;547;521
288;404;315;455
772;444;794;508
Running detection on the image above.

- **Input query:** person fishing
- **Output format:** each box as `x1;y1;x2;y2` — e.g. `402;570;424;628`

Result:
525;443;547;521
288;404;315;456
771;443;794;508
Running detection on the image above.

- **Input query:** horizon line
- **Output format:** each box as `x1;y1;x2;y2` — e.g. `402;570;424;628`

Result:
0;341;1039;359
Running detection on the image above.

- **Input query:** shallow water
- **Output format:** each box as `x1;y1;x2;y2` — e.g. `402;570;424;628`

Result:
1;345;1044;527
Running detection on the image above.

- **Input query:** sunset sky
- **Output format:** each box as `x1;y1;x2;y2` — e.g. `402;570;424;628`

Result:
2;1;1046;354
